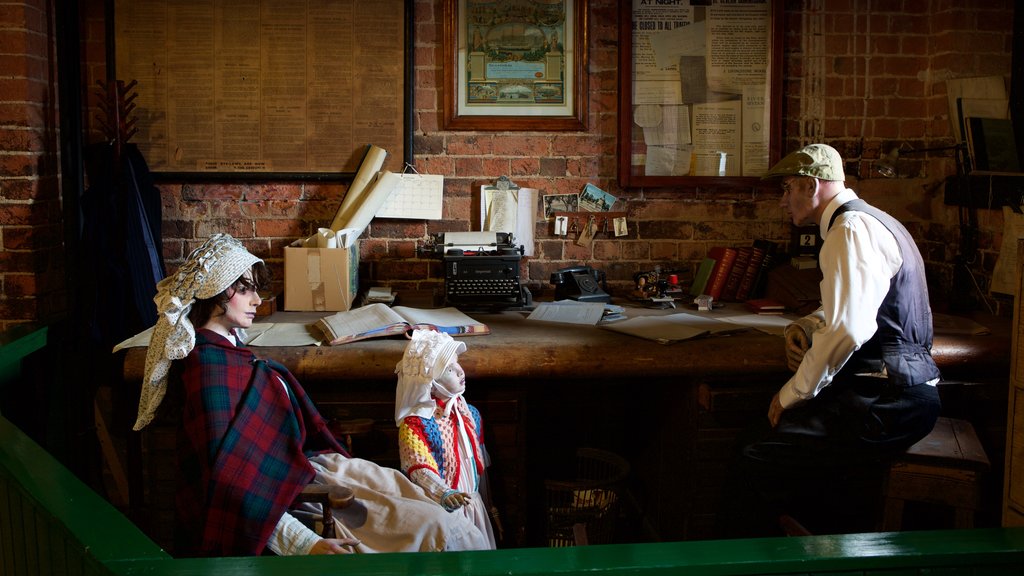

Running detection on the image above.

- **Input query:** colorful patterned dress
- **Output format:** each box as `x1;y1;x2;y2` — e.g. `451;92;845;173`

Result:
398;397;497;549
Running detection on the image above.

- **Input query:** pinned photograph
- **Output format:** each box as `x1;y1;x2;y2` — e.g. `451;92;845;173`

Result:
543;193;580;221
579;183;617;212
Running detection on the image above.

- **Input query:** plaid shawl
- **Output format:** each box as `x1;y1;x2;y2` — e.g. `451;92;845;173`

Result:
174;329;347;556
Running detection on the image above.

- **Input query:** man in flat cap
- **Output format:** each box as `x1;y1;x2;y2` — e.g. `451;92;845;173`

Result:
726;144;942;536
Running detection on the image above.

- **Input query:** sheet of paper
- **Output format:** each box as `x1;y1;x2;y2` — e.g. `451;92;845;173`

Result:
112;326;154;352
245;322;321;346
714;313;794;337
375;173;444;220
479;186;536;256
991;205;1024;295
692;100;742;176
946;76;1007;143
526;301;605;325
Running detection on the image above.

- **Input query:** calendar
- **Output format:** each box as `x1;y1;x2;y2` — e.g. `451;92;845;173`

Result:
376;173;444;220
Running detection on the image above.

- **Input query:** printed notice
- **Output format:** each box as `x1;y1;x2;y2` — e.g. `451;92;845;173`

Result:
114;0;406;175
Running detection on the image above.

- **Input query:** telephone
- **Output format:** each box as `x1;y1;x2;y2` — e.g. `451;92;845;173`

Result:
550;265;611;303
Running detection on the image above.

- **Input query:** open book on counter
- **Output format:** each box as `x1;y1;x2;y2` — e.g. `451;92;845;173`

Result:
315;303;490;345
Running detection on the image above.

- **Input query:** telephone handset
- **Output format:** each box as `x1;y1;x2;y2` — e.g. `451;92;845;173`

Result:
550;265;611;303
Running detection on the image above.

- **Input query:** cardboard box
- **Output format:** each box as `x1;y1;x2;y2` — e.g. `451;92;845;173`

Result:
284;243;359;311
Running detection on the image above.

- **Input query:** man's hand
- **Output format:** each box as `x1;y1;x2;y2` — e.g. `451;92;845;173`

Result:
784;325;810;372
768;392;785;428
442;491;472;510
310;537;360;555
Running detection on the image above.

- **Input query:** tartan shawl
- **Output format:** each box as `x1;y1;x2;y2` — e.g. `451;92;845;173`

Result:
174;329;347;556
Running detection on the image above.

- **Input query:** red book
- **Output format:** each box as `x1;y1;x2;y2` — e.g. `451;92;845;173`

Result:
706;247;738;300
735;245;768;302
721;246;752;301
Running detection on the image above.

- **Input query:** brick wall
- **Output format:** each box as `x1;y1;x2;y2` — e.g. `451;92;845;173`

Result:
5;0;1013;330
0;0;64;332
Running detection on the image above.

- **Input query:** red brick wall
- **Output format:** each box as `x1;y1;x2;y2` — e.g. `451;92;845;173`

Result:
0;0;64;332
6;0;1014;330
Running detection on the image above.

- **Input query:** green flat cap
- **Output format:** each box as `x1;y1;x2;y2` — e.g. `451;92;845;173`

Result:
762;143;846;181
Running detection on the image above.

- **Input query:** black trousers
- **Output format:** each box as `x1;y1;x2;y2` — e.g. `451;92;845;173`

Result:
720;375;941;537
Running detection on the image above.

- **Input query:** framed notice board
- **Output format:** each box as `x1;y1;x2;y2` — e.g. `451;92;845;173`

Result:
113;0;412;180
617;0;782;188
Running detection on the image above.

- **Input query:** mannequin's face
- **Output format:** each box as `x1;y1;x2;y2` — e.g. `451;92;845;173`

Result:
779;176;818;227
435;360;466;397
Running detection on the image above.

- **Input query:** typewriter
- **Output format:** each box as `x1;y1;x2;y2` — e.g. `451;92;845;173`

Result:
424;231;532;310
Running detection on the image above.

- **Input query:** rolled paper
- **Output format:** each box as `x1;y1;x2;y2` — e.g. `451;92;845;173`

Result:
331;144;388;232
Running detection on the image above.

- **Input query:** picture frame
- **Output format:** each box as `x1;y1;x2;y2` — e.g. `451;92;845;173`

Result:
443;0;588;131
617;0;782;188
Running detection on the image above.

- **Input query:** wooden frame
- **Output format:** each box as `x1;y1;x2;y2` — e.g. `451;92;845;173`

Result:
617;0;782;188
443;0;588;131
112;0;413;180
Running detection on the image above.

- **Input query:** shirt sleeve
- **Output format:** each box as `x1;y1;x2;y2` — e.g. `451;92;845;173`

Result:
778;212;902;408
266;510;321;556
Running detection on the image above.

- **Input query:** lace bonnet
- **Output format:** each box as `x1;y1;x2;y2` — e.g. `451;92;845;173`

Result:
394;329;466;424
133;233;262;430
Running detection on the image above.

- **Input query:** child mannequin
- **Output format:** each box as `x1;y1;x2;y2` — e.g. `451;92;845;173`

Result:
395;329;498;549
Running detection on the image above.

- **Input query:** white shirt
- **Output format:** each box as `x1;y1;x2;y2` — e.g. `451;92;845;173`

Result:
779;188;906;409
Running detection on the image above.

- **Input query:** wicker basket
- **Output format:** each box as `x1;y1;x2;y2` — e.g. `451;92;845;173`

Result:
544;447;630;547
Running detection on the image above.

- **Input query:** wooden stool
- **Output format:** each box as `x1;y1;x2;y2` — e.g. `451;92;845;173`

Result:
881;417;990;531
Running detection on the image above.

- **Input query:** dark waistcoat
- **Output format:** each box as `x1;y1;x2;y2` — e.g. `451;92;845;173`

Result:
828;199;942;387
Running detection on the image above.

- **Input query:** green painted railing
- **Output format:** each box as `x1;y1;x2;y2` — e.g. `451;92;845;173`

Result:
2;327;1024;575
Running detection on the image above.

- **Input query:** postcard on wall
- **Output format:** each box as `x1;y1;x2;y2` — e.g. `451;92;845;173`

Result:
543;193;579;220
578;183;617;212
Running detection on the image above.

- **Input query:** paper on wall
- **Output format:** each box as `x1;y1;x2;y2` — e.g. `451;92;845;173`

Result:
376;173;444;219
479;185;536;256
991;205;1024;295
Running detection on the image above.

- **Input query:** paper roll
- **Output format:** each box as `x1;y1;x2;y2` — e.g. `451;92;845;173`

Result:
316;228;337;248
331;144;388;232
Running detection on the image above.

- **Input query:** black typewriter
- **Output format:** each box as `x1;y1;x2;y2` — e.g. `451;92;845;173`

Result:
424;232;532;309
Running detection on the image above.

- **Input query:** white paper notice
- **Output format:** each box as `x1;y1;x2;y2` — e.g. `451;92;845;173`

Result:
479;186;536;256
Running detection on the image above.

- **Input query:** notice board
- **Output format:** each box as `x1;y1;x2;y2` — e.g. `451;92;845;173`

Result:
114;0;410;178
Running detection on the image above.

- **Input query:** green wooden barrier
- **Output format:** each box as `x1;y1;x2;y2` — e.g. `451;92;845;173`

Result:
1;326;1023;575
0;323;45;389
4;406;1024;576
0;416;169;576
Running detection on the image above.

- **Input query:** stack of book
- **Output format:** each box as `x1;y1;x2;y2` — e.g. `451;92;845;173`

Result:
689;240;778;302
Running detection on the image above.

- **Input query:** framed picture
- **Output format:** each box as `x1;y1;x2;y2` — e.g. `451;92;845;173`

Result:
617;0;782;188
443;0;588;131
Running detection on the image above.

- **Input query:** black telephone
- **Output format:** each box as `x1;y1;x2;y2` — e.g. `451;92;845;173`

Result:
550;265;611;303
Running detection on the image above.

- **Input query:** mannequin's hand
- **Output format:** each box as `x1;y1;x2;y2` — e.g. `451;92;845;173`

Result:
784;325;810;372
310;537;360;554
768;392;785;428
442;491;471;510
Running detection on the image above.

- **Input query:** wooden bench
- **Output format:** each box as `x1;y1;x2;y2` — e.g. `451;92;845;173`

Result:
881;417;990;531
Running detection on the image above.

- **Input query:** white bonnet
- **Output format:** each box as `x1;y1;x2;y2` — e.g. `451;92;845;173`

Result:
394;329;466;424
134;233;262;430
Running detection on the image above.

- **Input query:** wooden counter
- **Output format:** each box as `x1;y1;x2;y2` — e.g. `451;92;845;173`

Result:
120;309;1009;384
117;307;1011;548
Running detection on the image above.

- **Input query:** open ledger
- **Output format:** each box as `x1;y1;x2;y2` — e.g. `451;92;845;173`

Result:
315;303;490;345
